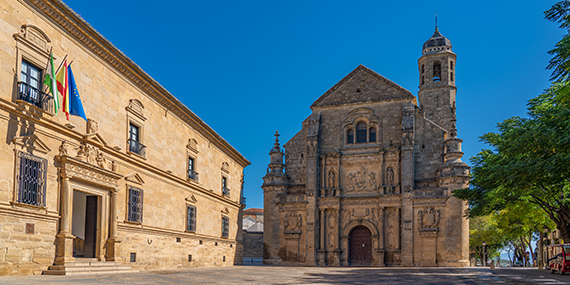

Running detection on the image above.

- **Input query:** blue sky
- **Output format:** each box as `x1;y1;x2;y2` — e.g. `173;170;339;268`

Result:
63;0;563;210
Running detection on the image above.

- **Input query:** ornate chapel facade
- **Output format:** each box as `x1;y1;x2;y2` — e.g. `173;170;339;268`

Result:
262;28;470;267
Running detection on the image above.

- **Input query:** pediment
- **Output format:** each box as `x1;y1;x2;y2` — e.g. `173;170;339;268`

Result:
12;134;51;154
221;207;230;214
84;133;108;147
185;194;197;203
311;65;415;108
125;172;144;185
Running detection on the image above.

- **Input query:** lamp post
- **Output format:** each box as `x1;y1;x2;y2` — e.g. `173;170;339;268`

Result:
482;241;487;267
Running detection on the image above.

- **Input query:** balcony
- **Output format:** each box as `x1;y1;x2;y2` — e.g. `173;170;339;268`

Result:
128;139;146;158
17;82;54;113
241;196;246;205
188;169;199;182
222;187;230;197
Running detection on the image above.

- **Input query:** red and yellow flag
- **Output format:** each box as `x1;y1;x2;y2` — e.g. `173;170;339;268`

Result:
56;60;70;119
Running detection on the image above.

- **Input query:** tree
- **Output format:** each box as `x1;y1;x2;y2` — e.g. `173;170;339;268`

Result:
469;215;504;265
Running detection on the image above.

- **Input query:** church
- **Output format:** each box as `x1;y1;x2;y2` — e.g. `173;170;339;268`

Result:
262;28;470;266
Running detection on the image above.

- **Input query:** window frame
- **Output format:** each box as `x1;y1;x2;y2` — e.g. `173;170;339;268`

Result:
15;151;47;207
222;215;229;238
356;121;367;144
127;186;144;224
186;205;197;232
222;176;230;197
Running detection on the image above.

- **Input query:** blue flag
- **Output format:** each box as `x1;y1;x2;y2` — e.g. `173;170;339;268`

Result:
67;66;87;120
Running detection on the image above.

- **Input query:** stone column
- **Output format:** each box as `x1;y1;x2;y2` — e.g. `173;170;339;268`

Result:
55;175;75;265
106;188;122;262
334;208;341;266
318;209;326;265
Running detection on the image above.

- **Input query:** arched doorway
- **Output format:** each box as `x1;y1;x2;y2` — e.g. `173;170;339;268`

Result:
349;226;372;265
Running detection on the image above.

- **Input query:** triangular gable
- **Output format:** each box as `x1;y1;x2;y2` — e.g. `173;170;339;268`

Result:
84;133;108;147
221;207;230;214
185;194;197;203
125;172;144;185
310;65;415;108
12;134;51;154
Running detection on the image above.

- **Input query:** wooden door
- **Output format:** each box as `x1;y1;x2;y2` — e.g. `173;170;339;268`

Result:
349;226;372;265
83;196;98;258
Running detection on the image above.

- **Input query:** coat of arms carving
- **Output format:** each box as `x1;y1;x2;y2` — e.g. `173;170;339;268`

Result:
418;207;440;229
346;166;377;193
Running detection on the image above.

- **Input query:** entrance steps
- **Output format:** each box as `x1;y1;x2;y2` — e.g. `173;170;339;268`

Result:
43;258;139;275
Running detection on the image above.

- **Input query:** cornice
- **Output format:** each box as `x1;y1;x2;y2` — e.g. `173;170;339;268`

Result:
25;0;250;168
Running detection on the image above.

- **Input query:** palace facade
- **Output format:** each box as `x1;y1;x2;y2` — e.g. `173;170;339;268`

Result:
262;28;470;266
0;0;249;275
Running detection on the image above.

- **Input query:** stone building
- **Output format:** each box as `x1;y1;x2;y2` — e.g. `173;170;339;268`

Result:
262;28;470;266
0;0;249;276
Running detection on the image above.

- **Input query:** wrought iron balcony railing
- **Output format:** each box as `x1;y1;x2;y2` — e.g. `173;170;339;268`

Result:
222;187;230;197
241;196;246;205
17;82;54;113
188;169;199;182
128;139;146;158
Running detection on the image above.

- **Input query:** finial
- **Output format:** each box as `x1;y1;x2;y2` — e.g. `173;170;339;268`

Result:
435;13;438;31
271;131;281;153
274;130;280;143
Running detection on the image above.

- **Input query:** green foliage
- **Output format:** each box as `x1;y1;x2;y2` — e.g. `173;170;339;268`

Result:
456;0;570;242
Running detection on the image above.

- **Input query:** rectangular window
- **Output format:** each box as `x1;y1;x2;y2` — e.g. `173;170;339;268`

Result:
128;186;143;223
186;205;196;232
18;60;45;108
188;157;198;181
16;152;47;207
222;177;229;197
222;216;229;238
128;123;146;158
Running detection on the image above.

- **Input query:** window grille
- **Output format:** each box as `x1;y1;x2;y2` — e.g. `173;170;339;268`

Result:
187;205;196;232
16;151;47;207
128;186;143;223
128;123;146;158
222;216;229;238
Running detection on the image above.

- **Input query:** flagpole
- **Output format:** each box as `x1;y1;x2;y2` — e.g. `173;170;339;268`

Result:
54;54;68;75
42;47;52;92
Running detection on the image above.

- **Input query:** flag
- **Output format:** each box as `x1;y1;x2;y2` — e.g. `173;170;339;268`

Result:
67;66;86;120
56;60;69;119
43;51;59;114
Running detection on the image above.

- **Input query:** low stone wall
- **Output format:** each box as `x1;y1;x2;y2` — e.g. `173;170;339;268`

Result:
243;231;263;258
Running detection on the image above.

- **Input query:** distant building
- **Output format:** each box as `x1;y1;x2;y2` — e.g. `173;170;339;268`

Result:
244;208;264;223
0;0;249;276
262;28;470;266
242;209;263;259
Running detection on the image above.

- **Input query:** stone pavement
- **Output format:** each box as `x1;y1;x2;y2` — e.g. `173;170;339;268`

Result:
0;266;568;284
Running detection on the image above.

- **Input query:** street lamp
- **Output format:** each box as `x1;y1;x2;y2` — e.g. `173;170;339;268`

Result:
482;241;487;267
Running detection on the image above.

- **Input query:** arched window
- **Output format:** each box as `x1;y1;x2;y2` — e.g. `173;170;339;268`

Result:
421;75;425;85
433;62;441;82
450;72;454;82
421;64;425;74
356;122;367;143
347;129;354;144
369;127;376;143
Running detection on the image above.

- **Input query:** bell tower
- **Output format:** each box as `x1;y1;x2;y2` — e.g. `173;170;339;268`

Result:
418;26;456;130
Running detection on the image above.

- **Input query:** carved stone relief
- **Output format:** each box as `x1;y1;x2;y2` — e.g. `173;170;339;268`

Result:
284;212;302;231
346;166;377;193
402;133;413;148
418;207;440;229
87;119;98;134
59;141;117;172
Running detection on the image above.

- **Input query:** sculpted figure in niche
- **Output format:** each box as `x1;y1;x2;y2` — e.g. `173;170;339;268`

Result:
386;167;395;193
328;171;336;188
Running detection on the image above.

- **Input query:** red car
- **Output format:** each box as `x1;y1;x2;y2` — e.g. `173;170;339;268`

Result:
546;243;570;275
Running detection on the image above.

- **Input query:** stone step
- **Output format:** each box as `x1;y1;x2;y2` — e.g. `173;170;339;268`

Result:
43;268;139;275
43;260;138;276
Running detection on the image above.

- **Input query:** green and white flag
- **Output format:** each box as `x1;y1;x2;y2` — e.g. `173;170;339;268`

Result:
43;51;59;114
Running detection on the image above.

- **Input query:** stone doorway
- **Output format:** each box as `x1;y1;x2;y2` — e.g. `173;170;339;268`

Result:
349;226;372;265
72;191;100;258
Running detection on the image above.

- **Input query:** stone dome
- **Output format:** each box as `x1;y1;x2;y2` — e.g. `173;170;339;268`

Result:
422;28;452;53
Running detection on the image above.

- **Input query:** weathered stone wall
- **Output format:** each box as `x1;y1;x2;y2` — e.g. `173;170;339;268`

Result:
242;231;263;258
